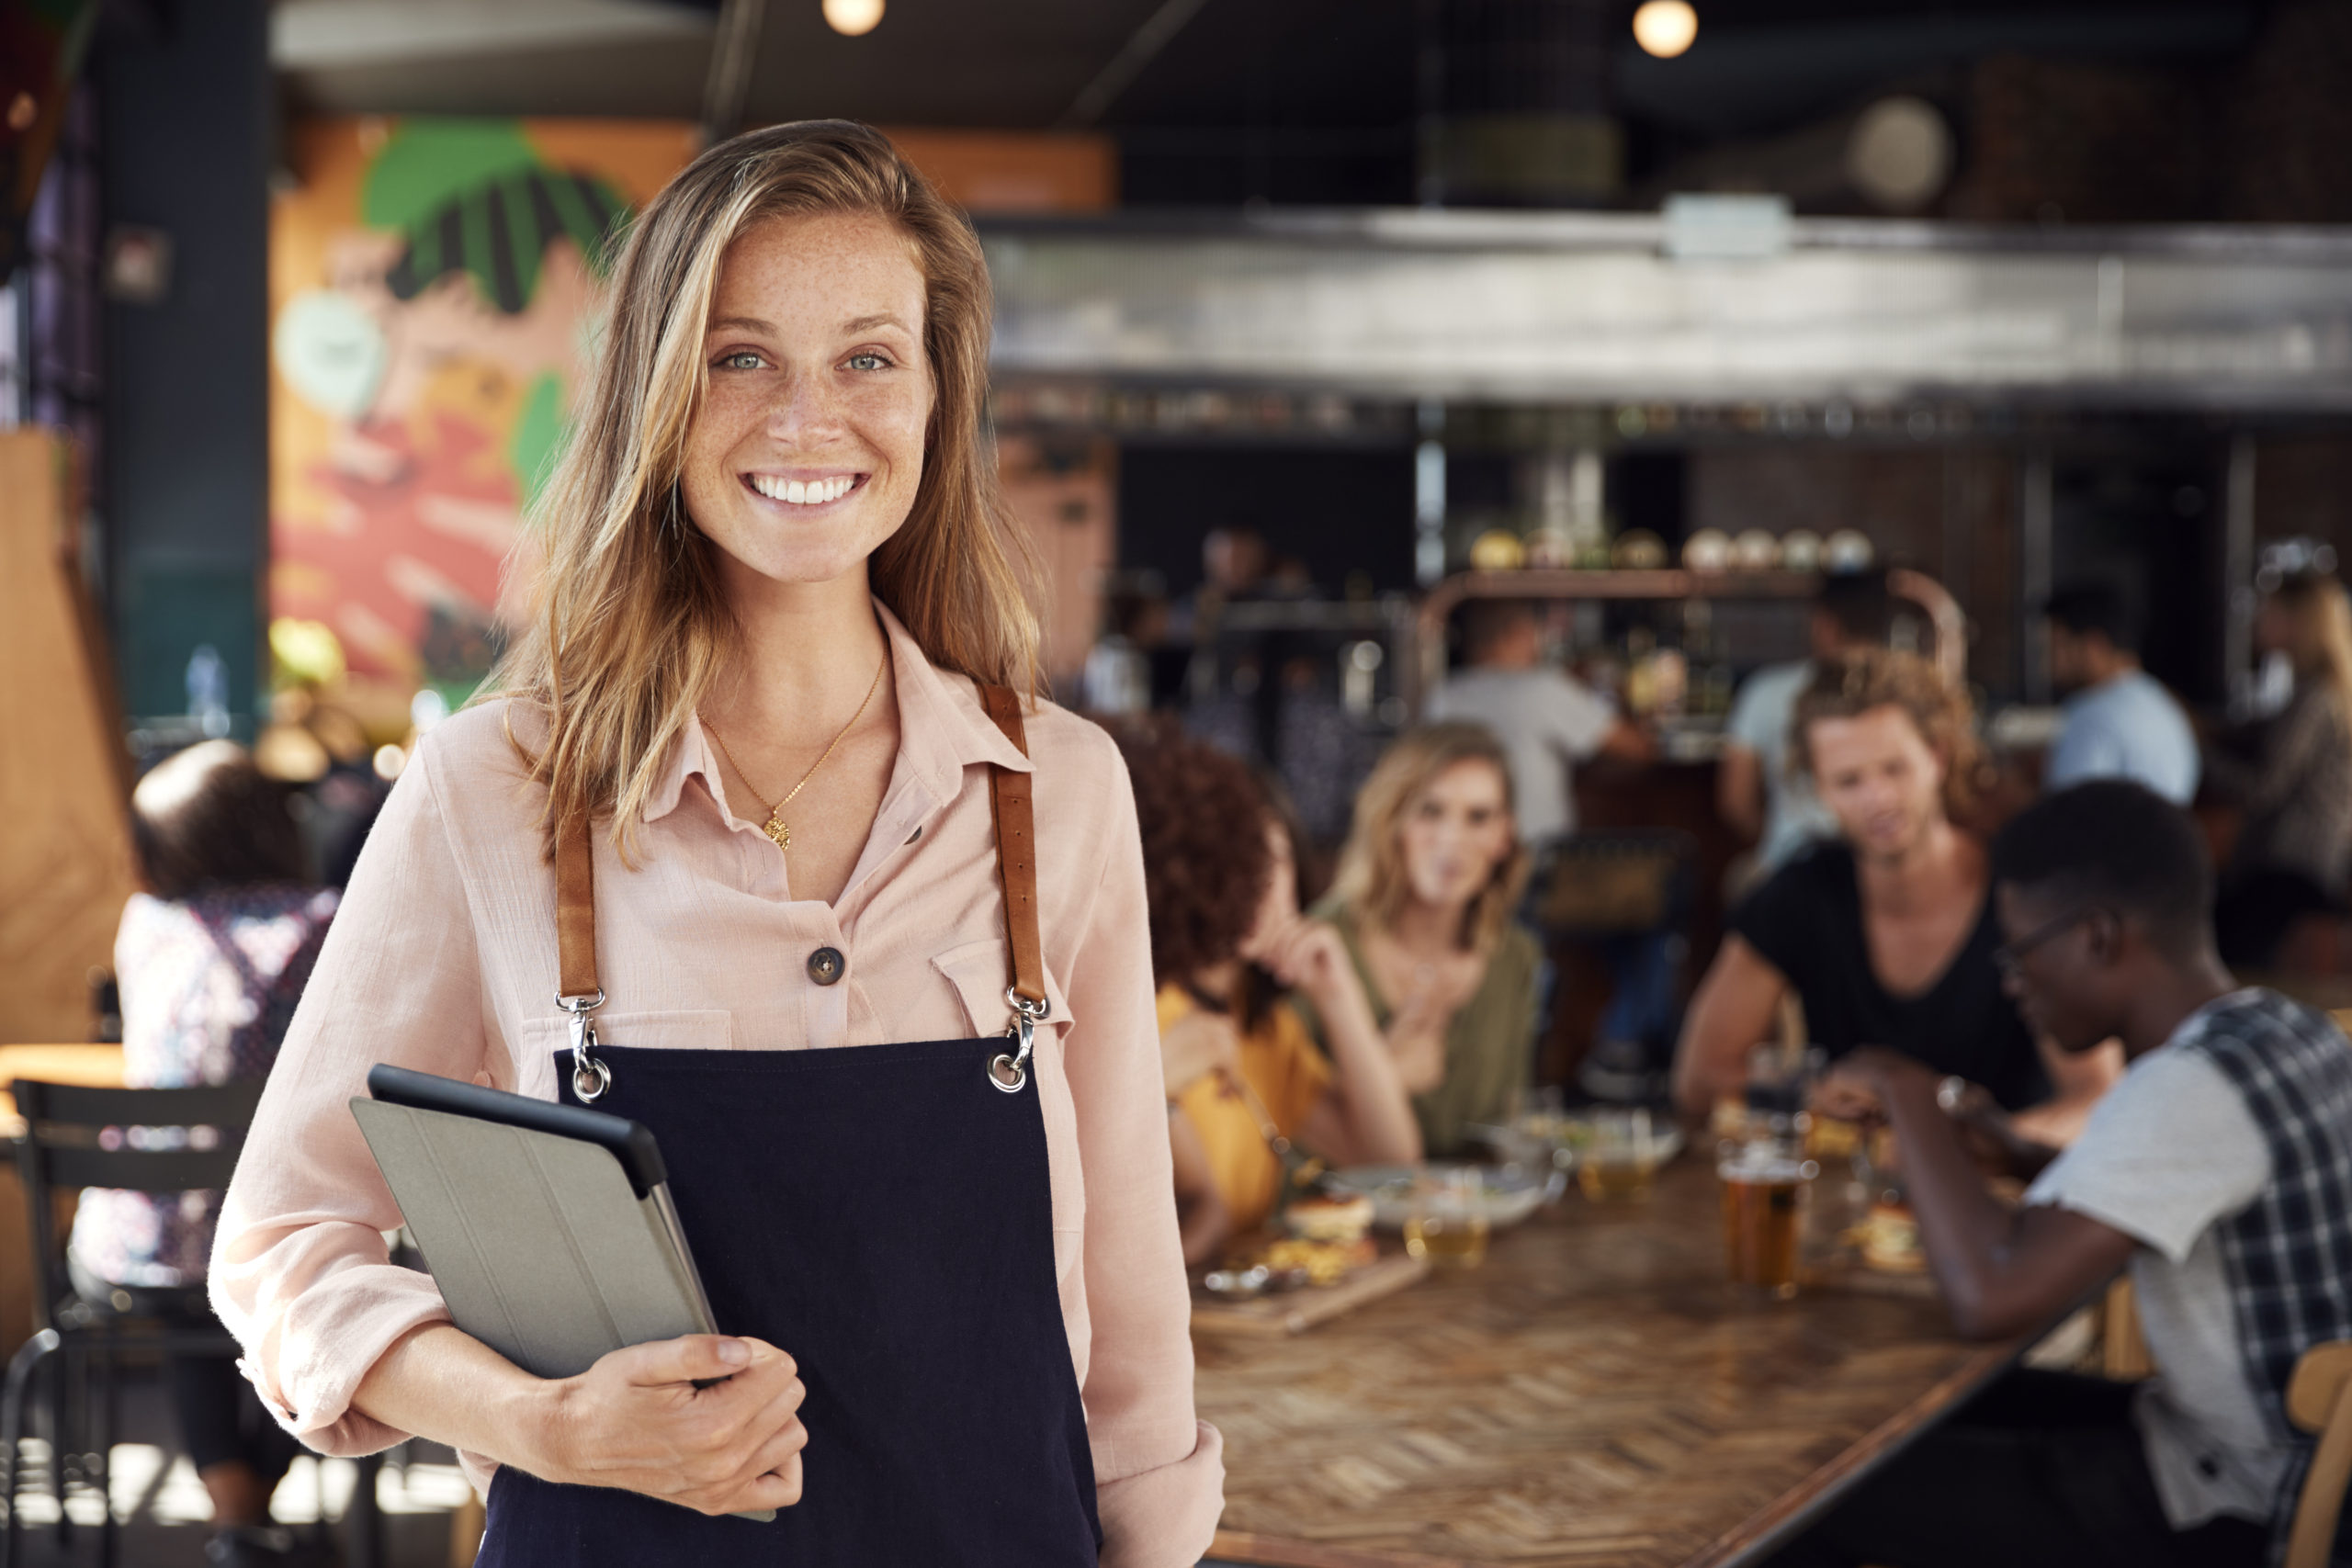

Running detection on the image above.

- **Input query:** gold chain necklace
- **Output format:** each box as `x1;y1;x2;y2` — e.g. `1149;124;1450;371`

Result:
705;649;888;853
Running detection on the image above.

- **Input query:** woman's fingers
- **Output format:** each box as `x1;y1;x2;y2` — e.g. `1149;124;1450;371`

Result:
741;1412;811;1485
723;1450;807;1514
610;1334;756;1388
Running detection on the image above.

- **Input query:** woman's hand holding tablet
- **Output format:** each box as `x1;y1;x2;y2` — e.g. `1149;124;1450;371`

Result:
357;1324;808;1517
537;1333;808;1516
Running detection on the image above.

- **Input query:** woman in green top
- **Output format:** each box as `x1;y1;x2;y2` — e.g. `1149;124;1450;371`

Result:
1303;723;1540;1156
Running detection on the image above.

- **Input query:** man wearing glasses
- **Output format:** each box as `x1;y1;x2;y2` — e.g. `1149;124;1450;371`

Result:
1773;779;2352;1568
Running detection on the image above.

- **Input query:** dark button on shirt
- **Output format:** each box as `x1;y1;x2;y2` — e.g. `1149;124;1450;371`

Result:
808;947;846;986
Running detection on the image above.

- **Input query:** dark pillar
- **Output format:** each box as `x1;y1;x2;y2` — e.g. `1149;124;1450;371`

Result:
97;0;270;730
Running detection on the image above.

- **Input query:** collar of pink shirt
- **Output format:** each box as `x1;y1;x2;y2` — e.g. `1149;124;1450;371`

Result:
638;600;1034;890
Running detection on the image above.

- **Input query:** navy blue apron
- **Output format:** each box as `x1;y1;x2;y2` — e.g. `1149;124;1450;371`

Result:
473;687;1101;1567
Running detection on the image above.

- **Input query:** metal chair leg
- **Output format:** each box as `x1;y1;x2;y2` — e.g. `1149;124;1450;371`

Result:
347;1451;384;1568
97;1343;119;1568
48;1346;72;1547
1;1329;63;1568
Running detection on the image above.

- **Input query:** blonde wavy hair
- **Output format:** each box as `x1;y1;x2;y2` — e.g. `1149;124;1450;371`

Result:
1790;647;1986;818
1329;724;1530;953
2268;573;2352;727
490;120;1039;850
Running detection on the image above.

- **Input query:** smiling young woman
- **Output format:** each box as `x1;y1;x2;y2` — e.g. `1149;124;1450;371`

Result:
210;123;1221;1568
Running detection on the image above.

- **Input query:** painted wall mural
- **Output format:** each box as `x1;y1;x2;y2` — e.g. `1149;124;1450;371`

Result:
269;118;696;700
272;118;1117;701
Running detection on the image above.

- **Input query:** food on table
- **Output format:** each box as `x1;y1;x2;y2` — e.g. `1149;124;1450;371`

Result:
1807;1116;1862;1160
1285;1190;1374;1245
1258;1235;1375;1287
1858;1199;1927;1274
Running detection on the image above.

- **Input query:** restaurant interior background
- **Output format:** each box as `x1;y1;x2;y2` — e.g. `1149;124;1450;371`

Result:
5;0;2352;1561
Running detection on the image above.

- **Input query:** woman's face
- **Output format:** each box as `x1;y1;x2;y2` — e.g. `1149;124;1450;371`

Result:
1806;704;1948;863
1396;760;1514;912
680;211;933;592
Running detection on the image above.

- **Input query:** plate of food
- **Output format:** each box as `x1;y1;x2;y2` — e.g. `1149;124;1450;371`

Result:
1472;1111;1687;1175
1325;1163;1550;1232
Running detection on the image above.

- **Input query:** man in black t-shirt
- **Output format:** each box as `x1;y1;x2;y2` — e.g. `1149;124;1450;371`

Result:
1671;649;2120;1138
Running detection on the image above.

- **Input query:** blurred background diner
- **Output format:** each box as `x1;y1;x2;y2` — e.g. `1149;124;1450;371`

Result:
11;0;2352;1563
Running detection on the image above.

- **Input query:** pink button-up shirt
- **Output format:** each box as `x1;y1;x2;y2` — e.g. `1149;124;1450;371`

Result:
211;605;1223;1566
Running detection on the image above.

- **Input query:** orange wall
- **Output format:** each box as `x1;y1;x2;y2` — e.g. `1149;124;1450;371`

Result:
881;128;1115;212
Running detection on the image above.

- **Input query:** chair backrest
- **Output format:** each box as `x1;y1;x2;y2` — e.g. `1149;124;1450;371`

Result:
11;1077;266;1332
2284;1341;2352;1568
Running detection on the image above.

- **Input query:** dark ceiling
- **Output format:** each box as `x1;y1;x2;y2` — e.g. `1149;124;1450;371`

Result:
274;0;2276;206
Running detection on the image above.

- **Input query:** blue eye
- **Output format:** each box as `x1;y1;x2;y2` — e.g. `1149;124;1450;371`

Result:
717;351;765;371
847;352;888;371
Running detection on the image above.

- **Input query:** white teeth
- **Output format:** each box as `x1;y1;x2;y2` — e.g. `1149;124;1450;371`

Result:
751;475;855;505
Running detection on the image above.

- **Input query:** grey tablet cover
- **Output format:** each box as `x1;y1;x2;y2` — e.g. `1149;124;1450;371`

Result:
349;1097;716;1381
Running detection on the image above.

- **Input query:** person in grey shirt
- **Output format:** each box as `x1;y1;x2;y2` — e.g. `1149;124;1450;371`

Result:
1773;780;2352;1568
2044;581;2200;805
1425;600;1648;844
1719;570;1892;876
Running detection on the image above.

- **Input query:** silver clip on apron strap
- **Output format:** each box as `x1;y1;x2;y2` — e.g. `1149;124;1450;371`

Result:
553;814;611;1102
979;685;1051;1092
549;684;1052;1102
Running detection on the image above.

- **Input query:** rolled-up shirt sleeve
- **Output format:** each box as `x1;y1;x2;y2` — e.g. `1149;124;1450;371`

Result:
210;740;490;1455
1057;747;1226;1567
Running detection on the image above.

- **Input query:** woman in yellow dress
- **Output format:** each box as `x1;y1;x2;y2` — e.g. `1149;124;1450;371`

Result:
1112;722;1421;1260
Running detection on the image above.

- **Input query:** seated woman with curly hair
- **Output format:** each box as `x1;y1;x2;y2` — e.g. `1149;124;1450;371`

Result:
1111;720;1421;1264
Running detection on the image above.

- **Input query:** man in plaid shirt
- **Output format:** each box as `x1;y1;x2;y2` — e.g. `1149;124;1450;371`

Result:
1774;780;2352;1568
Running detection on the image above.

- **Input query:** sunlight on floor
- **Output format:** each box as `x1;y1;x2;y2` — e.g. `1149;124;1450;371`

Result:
6;1438;473;1529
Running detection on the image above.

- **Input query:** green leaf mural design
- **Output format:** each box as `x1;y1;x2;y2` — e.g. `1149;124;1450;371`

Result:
510;369;568;511
368;119;628;314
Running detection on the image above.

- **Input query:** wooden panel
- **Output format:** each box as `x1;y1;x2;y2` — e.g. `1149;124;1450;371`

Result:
1196;1159;2029;1568
880;129;1114;213
0;431;136;1043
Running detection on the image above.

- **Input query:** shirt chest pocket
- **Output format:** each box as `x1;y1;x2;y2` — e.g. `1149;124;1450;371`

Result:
930;938;1085;1278
514;1010;736;1099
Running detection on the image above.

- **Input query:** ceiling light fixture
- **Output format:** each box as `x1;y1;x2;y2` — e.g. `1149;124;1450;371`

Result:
1632;0;1698;59
823;0;884;36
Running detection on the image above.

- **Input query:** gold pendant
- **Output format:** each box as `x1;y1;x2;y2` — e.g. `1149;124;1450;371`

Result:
763;811;790;852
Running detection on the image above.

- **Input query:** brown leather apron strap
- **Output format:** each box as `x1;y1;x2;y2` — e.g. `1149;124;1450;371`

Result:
551;689;1044;1042
555;815;601;1003
978;685;1047;1010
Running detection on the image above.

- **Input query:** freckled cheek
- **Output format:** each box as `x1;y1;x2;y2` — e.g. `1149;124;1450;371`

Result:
854;394;931;479
686;389;773;468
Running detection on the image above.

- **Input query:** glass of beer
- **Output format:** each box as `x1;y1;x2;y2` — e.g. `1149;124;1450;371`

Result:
1404;1168;1490;1268
1577;1107;1663;1201
1719;1145;1818;1299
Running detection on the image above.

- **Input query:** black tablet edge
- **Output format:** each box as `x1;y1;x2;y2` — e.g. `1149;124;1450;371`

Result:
364;1065;669;1199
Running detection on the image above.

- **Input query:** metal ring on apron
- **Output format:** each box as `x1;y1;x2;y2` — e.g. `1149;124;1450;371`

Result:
558;988;610;1102
989;988;1051;1093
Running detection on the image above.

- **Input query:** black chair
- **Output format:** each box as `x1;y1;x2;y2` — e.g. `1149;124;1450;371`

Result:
2;1078;381;1568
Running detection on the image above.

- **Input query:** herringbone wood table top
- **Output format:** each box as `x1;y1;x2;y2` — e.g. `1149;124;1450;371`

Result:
1197;1157;2032;1568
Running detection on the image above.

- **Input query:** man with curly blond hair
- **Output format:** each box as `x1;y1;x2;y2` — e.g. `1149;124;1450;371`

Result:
1673;649;2120;1144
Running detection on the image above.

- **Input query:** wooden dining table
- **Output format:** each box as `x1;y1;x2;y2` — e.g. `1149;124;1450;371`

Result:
1195;1155;2045;1568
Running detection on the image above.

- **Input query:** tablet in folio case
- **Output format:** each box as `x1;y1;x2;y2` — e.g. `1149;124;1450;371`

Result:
350;1065;721;1382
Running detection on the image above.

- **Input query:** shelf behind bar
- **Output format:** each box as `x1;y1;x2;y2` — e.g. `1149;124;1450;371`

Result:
1409;567;1966;711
